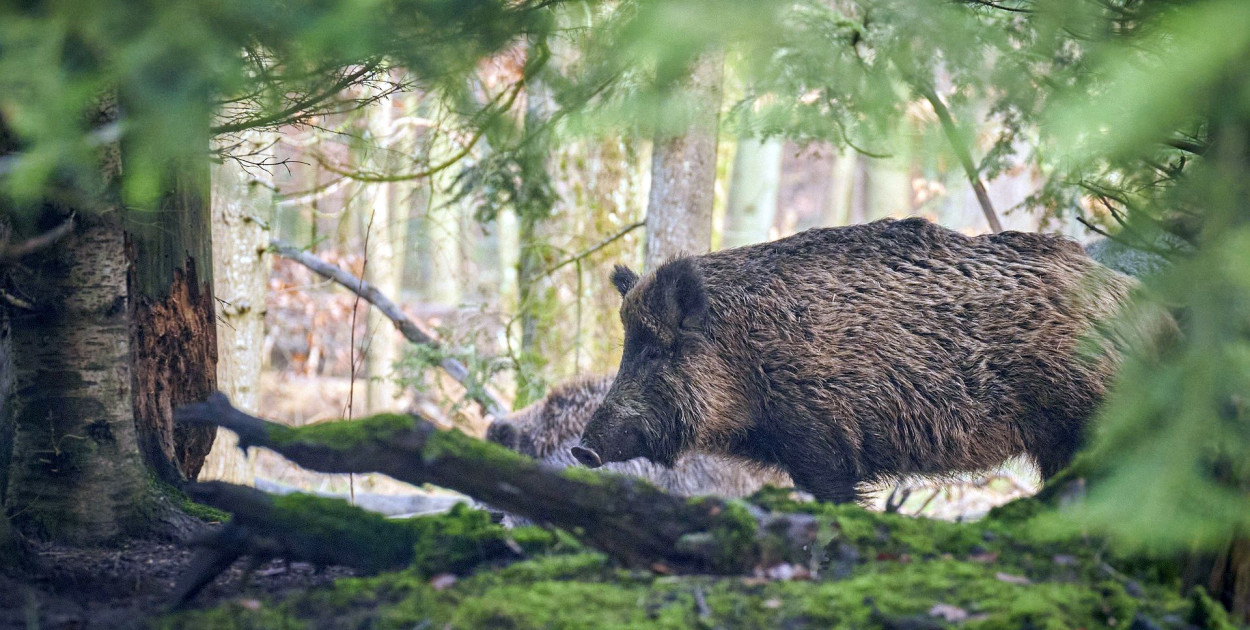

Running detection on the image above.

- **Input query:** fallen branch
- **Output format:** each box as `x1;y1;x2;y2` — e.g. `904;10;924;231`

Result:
176;393;819;575
254;477;467;518
271;240;509;419
169;482;523;607
917;84;1004;233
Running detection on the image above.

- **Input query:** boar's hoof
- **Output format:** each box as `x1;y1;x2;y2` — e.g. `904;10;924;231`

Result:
570;446;603;468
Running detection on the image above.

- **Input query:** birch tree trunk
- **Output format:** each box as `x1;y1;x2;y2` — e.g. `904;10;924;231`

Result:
3;101;214;543
723;137;783;248
362;90;405;414
823;150;858;227
419;100;463;309
201;132;274;485
644;54;724;271
7;215;154;542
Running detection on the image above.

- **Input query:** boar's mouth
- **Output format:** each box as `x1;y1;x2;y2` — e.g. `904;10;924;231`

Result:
570;445;603;468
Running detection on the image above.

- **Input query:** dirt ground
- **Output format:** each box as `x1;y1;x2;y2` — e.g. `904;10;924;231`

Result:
0;533;355;630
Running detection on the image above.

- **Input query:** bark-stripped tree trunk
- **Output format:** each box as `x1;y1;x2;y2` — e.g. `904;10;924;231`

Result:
644;54;724;271
127;136;218;484
201;131;274;485
723;137;782;248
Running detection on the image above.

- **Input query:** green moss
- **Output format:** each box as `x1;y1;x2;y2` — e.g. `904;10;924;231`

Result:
420;424;507;461
683;497;760;572
268;413;415;451
160;494;1214;630
260;494;564;577
269;493;422;572
147;476;230;523
166;548;1201;630
155;601;308;630
557;465;614;486
407;503;516;576
1189;587;1237;630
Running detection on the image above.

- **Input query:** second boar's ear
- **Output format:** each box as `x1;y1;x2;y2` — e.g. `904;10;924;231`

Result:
486;420;519;449
610;265;639;297
655;258;708;333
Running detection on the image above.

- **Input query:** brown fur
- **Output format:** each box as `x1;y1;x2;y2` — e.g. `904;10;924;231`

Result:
487;375;790;497
576;218;1140;503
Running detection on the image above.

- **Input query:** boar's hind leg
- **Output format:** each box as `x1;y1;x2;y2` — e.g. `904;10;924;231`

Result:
788;466;861;504
1029;427;1083;480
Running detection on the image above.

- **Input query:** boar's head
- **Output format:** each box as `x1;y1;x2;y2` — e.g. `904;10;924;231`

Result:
572;258;728;469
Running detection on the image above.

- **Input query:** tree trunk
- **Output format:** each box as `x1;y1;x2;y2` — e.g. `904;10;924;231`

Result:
0;284;13;508
3;101;215;543
127;149;218;484
201;132;274;485
823;150;858;227
723;137;783;248
419;100;464;309
362;90;405;414
513;50;557;407
0;306;20;564
644;54;724;271
6;214;154;542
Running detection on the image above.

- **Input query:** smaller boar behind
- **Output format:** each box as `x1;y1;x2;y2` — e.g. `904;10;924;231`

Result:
486;375;790;498
574;218;1142;503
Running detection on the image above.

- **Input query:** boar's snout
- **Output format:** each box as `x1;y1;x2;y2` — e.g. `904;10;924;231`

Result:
570;445;603;468
577;405;650;467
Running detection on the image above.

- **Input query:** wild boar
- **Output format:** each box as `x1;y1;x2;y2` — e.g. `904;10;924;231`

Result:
487;375;790;497
572;217;1138;503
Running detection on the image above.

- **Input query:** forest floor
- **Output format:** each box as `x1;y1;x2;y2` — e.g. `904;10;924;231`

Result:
0;532;356;630
1;492;1238;630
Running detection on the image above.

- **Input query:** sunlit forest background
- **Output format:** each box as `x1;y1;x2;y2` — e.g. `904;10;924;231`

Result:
226;56;1061;514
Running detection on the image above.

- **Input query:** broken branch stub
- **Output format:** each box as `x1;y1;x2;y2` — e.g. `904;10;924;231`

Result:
175;393;818;574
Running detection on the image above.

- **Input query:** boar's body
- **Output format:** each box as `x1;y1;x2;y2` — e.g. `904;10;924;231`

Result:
487;376;790;497
576;218;1138;503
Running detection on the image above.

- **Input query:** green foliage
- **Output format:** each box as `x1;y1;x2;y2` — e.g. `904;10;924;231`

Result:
1032;1;1250;553
0;0;555;211
394;336;512;416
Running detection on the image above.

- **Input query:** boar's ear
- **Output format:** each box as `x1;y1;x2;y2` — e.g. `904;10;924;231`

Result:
486;420;519;449
610;265;639;297
654;258;708;333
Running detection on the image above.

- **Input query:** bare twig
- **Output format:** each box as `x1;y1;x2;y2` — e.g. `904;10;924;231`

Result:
0;215;75;262
544;220;646;276
211;61;384;135
271;240;510;419
1166;137;1205;155
311;80;524;184
916;84;1004;233
959;0;1033;13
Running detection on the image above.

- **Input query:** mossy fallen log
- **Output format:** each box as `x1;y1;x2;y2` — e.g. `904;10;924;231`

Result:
161;489;1239;630
175;393;818;576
